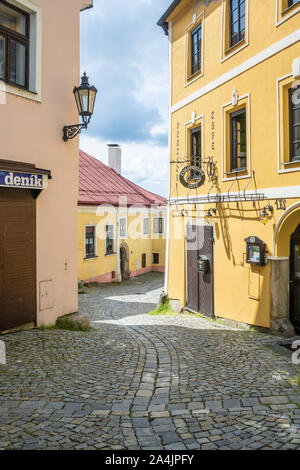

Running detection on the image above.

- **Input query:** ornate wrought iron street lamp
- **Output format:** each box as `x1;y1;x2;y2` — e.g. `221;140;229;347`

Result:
63;72;98;141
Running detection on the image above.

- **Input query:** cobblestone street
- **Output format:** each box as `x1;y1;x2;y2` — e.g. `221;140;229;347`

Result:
0;272;300;450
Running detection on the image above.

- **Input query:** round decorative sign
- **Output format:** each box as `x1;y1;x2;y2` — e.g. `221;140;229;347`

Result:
250;236;256;243
179;165;205;189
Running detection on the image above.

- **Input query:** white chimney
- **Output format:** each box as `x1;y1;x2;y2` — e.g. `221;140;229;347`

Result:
107;144;121;174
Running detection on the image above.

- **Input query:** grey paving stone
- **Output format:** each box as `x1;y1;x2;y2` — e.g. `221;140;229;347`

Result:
0;272;298;451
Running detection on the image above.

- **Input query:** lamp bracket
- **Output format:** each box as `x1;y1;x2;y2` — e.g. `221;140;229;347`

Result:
62;122;88;141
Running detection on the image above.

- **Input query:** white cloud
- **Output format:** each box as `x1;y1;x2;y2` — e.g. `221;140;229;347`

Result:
80;134;169;197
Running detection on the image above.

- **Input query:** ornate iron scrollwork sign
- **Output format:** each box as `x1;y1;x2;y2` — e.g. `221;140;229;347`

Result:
179;165;205;189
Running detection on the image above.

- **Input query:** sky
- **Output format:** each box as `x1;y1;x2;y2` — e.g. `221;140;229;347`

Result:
80;0;171;197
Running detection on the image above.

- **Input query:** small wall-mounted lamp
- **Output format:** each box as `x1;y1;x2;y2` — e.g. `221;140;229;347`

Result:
205;208;217;224
63;72;98;141
260;205;273;225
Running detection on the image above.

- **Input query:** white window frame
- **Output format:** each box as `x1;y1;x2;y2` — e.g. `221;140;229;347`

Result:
0;0;42;101
119;217;127;238
184;10;205;87
276;0;300;27
221;92;251;182
143;216;150;235
84;224;97;259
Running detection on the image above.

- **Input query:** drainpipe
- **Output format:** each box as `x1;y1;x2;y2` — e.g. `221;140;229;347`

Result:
164;21;173;295
116;205;121;281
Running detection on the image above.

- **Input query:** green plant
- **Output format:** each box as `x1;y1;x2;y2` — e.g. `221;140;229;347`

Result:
148;298;175;316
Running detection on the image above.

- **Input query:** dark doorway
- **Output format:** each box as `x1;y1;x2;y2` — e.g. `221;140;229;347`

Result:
0;189;36;332
290;224;300;332
120;244;129;281
186;224;214;317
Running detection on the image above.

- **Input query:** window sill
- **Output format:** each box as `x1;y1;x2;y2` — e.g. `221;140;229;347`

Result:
84;256;98;261
225;168;247;175
0;81;41;102
282;2;300;16
105;252;116;256
186;69;203;85
282;159;300;166
224;38;246;55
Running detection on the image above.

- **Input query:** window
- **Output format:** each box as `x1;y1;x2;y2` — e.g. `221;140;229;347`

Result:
119;217;127;238
143;217;149;235
153;217;164;234
85;226;96;259
105;225;114;255
142;253;146;269
230;108;247;171
229;0;245;48
288;0;299;6
289;86;300;162
191;23;202;76
153;253;159;265
190;127;201;178
0;0;29;88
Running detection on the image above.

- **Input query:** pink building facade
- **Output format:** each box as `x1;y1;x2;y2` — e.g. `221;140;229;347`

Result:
0;0;92;332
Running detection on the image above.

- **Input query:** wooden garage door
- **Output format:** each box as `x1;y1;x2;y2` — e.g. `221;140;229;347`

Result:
0;189;36;331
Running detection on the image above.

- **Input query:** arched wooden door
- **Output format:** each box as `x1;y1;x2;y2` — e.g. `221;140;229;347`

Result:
290;224;300;332
120;244;129;281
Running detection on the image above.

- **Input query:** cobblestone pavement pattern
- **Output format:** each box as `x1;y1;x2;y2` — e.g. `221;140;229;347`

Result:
0;273;300;450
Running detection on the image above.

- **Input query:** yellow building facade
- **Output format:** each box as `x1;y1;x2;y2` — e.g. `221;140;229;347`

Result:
158;0;300;335
78;149;166;284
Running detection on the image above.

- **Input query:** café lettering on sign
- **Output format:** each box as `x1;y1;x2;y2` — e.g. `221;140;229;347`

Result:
0;171;46;190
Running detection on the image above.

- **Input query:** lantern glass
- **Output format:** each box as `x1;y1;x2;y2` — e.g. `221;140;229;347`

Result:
79;88;89;115
88;87;97;114
74;89;81;115
73;72;98;124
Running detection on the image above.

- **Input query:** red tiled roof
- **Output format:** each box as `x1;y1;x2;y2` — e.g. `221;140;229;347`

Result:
79;150;167;207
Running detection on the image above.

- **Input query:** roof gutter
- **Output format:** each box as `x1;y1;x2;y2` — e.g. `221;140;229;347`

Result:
157;0;182;35
80;2;93;12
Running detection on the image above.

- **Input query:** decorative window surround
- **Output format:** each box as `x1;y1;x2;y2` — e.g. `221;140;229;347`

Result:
277;73;300;174
221;93;251;182
220;0;249;63
276;0;300;27
184;10;205;87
